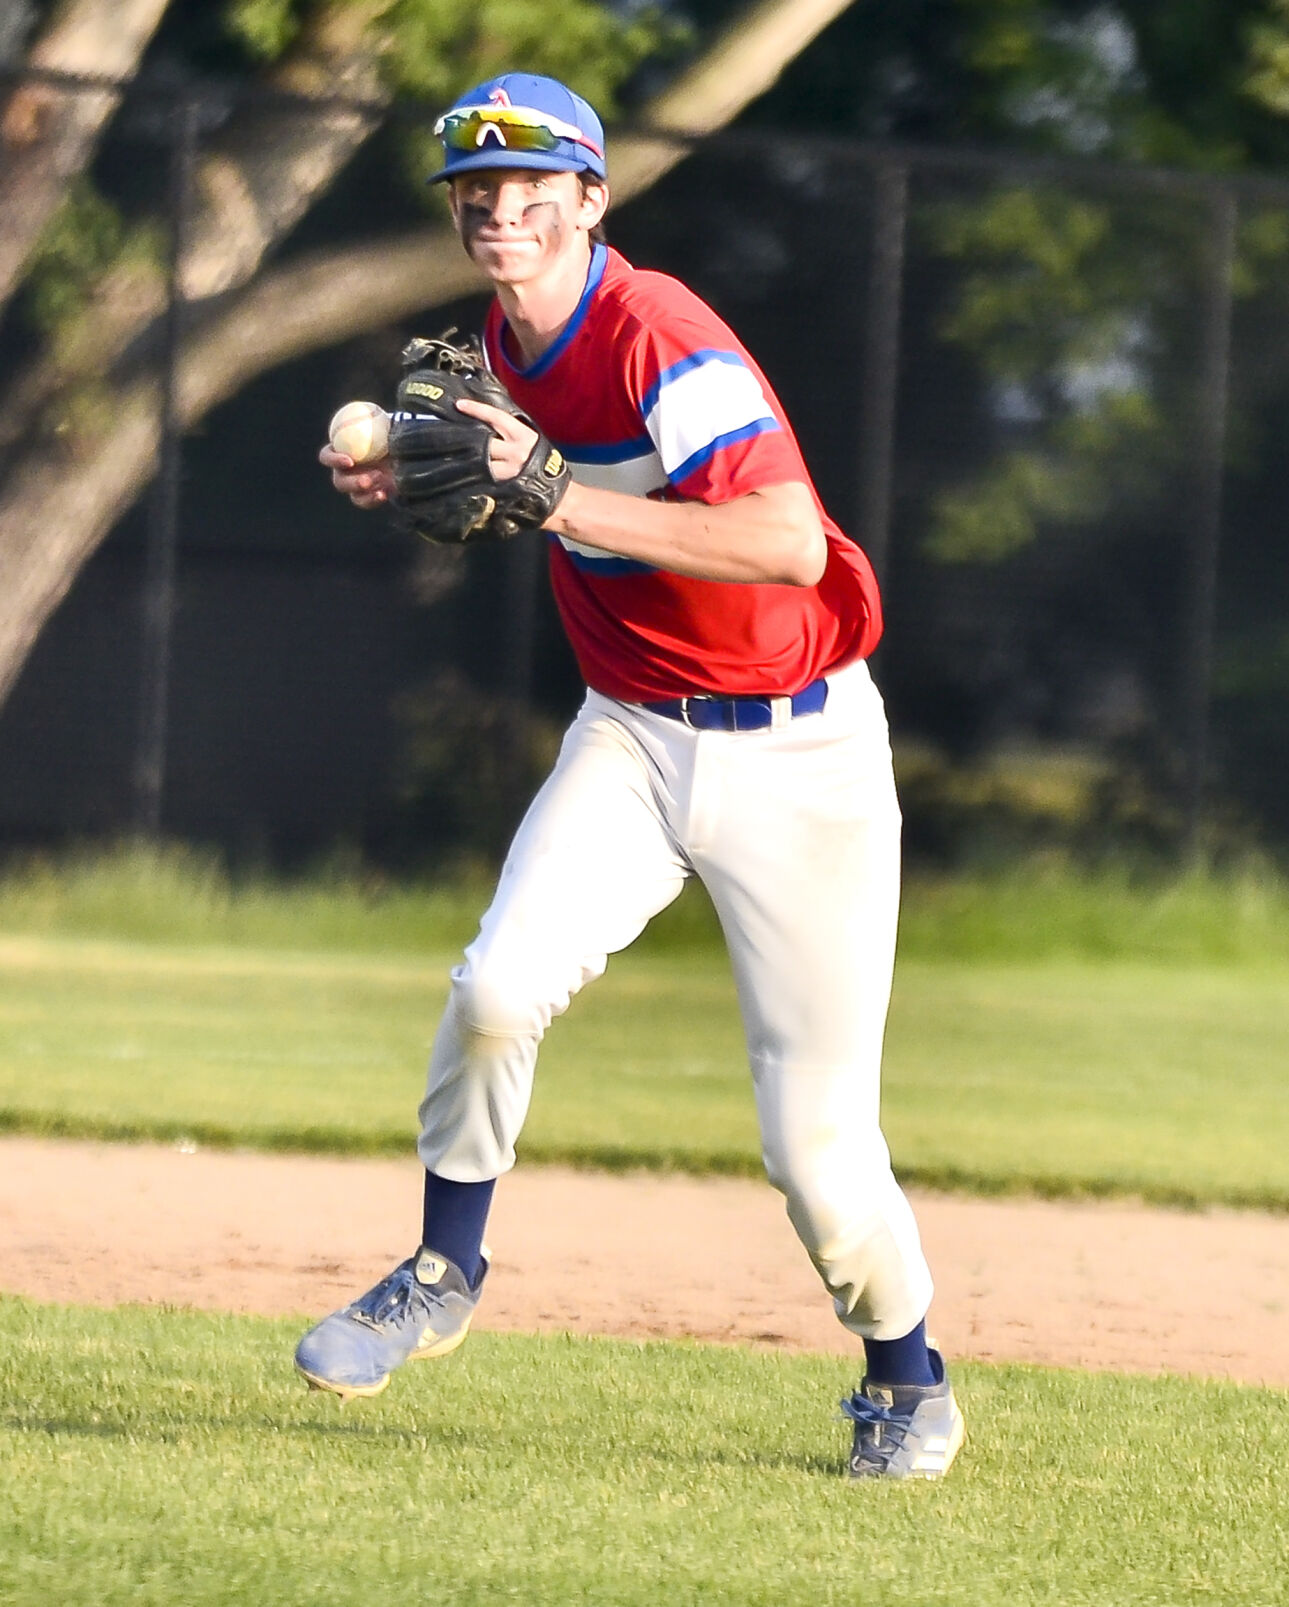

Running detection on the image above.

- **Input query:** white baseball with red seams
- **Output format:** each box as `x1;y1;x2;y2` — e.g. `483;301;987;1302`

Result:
328;400;390;464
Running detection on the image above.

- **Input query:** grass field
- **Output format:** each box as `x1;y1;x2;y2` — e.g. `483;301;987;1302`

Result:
6;840;1289;963
3;1296;1287;1607
0;933;1285;1207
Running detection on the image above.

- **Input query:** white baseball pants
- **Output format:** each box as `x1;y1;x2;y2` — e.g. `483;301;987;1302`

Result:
416;657;934;1340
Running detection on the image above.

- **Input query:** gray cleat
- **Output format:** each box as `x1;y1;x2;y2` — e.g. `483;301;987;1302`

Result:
841;1348;965;1480
294;1245;486;1401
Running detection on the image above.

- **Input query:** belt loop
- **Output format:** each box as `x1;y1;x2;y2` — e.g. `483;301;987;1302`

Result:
769;695;792;731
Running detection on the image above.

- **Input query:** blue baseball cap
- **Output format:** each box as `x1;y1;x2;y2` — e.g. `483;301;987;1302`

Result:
430;73;608;184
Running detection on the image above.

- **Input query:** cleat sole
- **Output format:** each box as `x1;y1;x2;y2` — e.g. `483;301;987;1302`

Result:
296;1363;392;1402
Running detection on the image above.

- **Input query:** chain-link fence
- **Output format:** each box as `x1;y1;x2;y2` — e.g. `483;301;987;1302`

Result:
1;67;1286;867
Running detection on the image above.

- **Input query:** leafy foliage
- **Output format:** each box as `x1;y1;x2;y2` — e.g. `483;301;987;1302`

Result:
8;0;1289;858
21;181;130;335
382;0;676;110
224;0;305;61
923;182;1165;559
223;0;681;104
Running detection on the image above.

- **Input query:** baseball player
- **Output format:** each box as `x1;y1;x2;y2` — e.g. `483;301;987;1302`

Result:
296;72;964;1481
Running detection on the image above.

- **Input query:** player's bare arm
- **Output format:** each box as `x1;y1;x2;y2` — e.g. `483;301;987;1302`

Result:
322;388;825;584
552;478;826;587
454;396;826;585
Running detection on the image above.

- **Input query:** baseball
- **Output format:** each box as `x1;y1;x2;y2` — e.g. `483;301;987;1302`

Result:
328;400;390;464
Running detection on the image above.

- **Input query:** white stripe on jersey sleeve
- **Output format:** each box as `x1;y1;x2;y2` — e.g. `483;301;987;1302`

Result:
567;450;668;499
643;354;778;482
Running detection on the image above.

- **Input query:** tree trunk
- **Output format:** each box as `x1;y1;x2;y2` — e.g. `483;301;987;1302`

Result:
181;0;395;299
0;0;169;309
0;0;858;708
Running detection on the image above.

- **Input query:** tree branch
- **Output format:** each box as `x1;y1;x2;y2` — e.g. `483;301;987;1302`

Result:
612;0;857;194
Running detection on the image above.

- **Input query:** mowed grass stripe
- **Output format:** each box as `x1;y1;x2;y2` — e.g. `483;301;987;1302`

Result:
0;935;1286;1208
1;1296;1286;1607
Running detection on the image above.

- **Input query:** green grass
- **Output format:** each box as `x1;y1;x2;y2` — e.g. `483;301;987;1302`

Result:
0;933;1286;1209
0;842;714;957
881;962;1289;1206
1;1296;1286;1607
899;855;1289;963
7;840;1289;963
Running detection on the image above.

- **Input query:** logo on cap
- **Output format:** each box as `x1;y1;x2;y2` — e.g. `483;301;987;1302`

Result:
477;86;514;146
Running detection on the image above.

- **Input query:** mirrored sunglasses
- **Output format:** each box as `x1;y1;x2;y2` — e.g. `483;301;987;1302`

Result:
434;104;604;161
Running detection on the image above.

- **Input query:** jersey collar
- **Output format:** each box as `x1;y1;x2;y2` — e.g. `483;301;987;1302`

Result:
498;242;607;381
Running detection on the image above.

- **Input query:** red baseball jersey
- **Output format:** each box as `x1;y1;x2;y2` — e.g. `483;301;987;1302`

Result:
483;245;882;703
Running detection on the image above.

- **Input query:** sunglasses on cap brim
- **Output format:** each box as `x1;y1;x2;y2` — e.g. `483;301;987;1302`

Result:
434;104;605;162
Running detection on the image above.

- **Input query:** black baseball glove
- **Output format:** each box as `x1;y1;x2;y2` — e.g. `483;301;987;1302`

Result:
387;333;571;544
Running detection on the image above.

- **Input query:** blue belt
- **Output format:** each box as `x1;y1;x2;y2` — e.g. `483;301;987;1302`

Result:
643;678;828;732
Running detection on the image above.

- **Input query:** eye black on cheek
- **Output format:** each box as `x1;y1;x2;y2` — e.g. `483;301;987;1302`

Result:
522;201;562;230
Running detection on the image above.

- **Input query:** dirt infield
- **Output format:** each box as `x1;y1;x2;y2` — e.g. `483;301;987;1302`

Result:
2;1135;1286;1387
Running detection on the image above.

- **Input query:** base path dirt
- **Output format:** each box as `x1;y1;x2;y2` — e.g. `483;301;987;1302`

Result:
2;1136;1286;1388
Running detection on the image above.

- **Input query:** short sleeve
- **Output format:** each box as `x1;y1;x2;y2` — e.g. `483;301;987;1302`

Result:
624;321;806;503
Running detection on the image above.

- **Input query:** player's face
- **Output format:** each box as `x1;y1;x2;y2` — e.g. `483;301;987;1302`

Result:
448;168;604;284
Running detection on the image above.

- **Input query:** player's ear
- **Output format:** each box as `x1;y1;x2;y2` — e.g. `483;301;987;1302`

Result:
445;179;463;227
578;178;609;232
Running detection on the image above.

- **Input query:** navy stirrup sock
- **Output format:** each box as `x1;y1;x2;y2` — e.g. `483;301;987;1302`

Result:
863;1319;938;1387
421;1171;495;1287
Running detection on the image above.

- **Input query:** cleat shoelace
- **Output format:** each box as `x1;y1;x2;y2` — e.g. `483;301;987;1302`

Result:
840;1393;916;1468
351;1265;434;1332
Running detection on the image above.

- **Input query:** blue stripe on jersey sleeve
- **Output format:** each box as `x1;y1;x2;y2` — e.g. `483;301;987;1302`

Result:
668;416;781;487
641;348;746;419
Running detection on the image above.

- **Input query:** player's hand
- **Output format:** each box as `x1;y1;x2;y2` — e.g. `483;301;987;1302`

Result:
455;397;539;481
319;442;395;509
